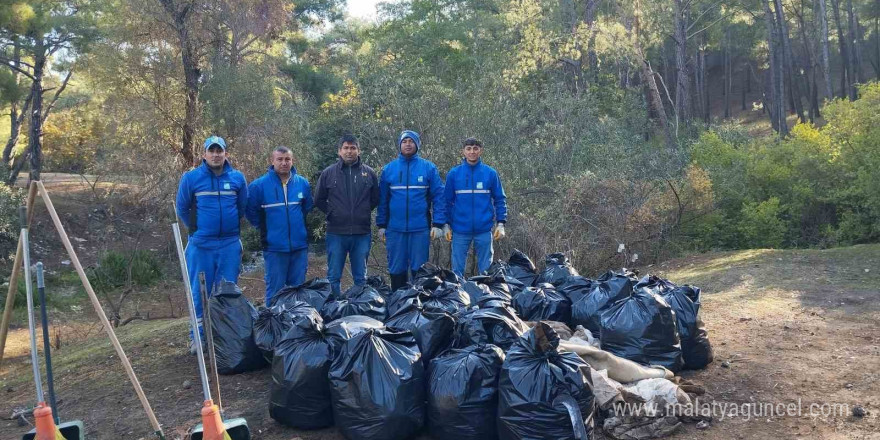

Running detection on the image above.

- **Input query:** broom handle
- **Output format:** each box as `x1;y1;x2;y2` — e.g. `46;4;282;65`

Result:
0;181;37;367
199;272;222;412
37;181;165;439
20;207;44;405
172;218;212;402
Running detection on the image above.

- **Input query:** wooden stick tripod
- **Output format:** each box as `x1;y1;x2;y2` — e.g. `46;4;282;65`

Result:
0;181;166;439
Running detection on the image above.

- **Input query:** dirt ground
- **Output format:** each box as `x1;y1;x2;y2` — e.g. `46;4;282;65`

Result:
1;182;878;440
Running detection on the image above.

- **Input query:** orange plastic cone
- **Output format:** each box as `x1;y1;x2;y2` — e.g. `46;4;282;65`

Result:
199;400;232;440
33;403;66;440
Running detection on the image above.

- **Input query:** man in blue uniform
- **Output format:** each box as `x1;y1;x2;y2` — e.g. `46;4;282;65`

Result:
444;137;507;277
377;130;446;291
176;135;248;349
246;146;314;304
315;134;380;295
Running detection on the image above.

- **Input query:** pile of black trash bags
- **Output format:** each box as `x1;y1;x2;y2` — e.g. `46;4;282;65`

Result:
212;249;712;440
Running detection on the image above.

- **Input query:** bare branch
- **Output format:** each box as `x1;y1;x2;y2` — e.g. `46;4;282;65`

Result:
42;70;73;122
0;57;36;80
688;14;728;40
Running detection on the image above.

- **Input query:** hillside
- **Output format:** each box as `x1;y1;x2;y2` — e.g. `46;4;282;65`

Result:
1;243;877;439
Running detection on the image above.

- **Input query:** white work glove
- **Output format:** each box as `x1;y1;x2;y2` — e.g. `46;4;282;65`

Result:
378;228;386;242
493;223;506;240
430;226;444;241
443;224;452;242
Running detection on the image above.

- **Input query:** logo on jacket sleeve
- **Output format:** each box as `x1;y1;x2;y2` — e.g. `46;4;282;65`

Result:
298;192;303;199
476;182;484;189
418;176;424;183
224;182;231;190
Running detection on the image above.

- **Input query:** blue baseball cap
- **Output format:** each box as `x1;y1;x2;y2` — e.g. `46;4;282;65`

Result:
204;135;227;151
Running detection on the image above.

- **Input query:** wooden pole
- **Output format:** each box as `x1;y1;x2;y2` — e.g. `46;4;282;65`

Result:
0;181;38;366
36;181;165;439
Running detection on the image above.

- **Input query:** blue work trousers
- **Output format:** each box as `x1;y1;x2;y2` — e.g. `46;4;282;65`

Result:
264;249;309;304
386;230;430;276
326;233;372;295
185;237;242;339
451;231;494;278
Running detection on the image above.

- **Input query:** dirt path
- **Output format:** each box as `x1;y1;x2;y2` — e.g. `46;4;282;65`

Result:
1;245;878;440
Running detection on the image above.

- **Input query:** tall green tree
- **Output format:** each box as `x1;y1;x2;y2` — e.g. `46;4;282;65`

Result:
0;0;97;183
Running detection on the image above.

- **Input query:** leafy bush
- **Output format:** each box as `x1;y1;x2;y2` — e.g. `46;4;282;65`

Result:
0;184;24;261
688;82;880;249
88;250;163;294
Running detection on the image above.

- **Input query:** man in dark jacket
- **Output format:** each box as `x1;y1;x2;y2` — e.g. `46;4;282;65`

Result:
176;135;248;347
377;130;447;290
246;146;314;304
315;134;380;295
444;137;507;277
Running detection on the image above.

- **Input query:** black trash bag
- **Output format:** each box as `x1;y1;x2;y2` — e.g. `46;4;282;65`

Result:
209;281;268;374
535;253;580;286
507;249;538;287
324;315;386;352
512;283;573;323
272;278;332;311
321;284;387;322
422;283;471;315
558;276;595;303
501;274;527;296
385;298;456;362
635;275;677;295
569;271;634;334
427;344;505;440
270;315;386;429
269;312;333;428
498;322;595;440
485;260;510;276
659;285;713;370
254;302;313;362
414;262;462;285
461;280;490;305
599;289;684;372
468;273;514;300
454;306;529;351
387;286;427;317
476;294;513;309
367;276;394;301
329;328;426;440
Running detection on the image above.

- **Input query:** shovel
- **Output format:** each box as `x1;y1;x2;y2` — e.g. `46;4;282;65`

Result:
171;210;250;440
22;263;85;440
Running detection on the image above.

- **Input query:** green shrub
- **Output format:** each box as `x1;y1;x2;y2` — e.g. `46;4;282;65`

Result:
0;184;24;261
738;198;787;248
88;250;163;294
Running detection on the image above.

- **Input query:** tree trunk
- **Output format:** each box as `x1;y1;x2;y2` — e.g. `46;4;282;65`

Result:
634;0;676;148
724;28;731;118
6;151;29;186
674;0;690;122
831;0;850;98
796;1;819;120
27;41;46;183
775;0;806;123
849;0;865;81
160;0;199;168
3;40;24;167
742;63;748;111
766;0;789;136
816;0;834;99
585;0;600;83
845;0;861;99
874;17;880;77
